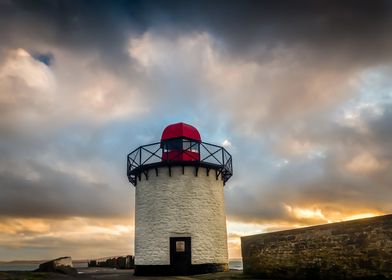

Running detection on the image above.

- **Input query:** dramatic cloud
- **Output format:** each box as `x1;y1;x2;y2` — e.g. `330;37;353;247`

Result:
1;0;392;260
0;217;133;260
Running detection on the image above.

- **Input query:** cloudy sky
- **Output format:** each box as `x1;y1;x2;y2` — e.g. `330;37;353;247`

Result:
1;0;392;261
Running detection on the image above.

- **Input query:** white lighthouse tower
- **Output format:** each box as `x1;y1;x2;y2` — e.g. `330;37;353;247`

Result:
127;122;233;275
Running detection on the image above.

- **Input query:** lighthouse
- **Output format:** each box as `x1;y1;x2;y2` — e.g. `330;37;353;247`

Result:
127;122;233;275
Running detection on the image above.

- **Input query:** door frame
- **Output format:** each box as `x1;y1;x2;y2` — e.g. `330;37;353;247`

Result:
170;237;191;275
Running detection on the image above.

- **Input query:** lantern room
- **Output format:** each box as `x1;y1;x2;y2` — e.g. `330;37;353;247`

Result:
127;122;233;186
161;122;201;161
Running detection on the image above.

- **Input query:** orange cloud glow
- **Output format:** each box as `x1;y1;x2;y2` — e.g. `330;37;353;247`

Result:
0;217;134;260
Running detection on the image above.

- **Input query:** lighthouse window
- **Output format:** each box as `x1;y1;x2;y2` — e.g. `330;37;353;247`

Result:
164;139;182;151
164;139;199;153
176;241;185;252
192;141;199;152
183;140;199;152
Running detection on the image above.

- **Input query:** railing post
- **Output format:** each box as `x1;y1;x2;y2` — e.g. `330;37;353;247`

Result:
221;148;224;165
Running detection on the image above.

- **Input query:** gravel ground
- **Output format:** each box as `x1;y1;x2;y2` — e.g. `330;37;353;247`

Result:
0;268;257;280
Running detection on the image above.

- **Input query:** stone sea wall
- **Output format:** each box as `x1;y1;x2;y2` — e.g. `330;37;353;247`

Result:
241;214;392;279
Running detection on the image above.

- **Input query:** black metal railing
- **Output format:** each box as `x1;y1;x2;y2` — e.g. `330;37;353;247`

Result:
127;141;233;186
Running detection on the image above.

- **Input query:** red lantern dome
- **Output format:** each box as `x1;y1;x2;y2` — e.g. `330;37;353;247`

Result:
161;122;201;161
161;122;201;142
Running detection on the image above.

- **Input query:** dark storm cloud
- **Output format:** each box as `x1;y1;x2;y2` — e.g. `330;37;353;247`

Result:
0;0;141;70
145;0;392;63
1;0;392;226
2;1;392;64
0;161;130;218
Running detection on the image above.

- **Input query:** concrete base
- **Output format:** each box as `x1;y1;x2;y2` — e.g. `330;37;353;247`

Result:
134;263;229;276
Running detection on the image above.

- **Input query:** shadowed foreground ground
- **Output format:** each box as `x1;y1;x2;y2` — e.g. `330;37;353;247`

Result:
0;268;257;280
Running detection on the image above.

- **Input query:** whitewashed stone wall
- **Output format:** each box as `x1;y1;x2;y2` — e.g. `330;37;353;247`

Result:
135;166;228;266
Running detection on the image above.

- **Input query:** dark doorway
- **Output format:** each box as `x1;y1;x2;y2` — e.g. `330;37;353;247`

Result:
170;237;191;275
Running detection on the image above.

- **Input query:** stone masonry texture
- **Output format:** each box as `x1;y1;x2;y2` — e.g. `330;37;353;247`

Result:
135;166;228;266
241;214;392;279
